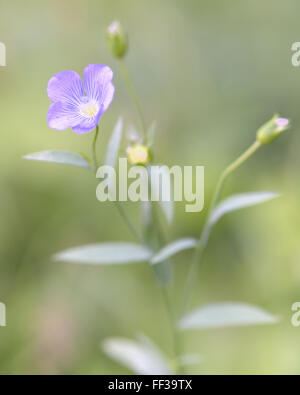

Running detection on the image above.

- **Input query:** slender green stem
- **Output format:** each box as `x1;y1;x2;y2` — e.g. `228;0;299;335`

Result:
118;59;147;139
160;285;183;374
208;140;261;217
113;201;144;244
181;243;204;315
92;125;99;171
90;122;181;370
91;127;143;243
117;62;182;372
146;170;182;372
182;140;262;313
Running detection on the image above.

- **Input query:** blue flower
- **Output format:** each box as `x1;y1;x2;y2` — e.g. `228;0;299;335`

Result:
47;64;115;134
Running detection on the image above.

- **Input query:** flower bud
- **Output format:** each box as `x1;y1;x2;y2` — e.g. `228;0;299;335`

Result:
256;115;290;144
126;144;152;166
107;21;128;59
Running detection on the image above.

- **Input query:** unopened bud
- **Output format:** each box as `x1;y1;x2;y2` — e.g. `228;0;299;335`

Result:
107;21;128;59
256;115;290;144
126;144;151;166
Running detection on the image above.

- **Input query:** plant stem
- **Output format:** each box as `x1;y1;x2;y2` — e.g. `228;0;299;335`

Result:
146;169;182;371
113;201;144;244
182;140;262;313
160;285;183;374
117;62;181;372
92;127;143;243
208;140;261;218
181;242;204;315
92;125;99;171
118;59;147;139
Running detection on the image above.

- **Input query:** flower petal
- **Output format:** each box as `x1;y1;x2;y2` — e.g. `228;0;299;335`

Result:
47;70;84;105
72;109;103;134
102;82;115;112
47;102;81;131
83;64;115;107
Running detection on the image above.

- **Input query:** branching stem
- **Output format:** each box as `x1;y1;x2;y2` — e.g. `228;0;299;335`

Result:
182;140;262;313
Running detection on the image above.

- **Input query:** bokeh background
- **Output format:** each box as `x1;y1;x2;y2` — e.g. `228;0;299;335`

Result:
1;0;300;374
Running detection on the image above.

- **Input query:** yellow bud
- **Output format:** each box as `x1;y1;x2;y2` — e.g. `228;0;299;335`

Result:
126;144;151;166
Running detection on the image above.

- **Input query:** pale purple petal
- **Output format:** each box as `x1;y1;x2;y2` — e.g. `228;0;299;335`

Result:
275;117;289;130
83;64;114;105
102;82;115;112
47;71;84;105
47;102;82;131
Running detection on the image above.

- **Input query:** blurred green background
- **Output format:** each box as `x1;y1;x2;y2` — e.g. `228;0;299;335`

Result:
1;0;300;374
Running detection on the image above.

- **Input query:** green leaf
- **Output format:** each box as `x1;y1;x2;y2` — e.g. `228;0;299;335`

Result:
53;242;152;265
209;191;280;227
151;238;198;265
102;335;172;375
160;200;174;226
104;117;123;168
127;124;140;141
23;150;91;170
179;302;279;330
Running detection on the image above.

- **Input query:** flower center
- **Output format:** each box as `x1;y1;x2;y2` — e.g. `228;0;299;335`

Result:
79;98;99;118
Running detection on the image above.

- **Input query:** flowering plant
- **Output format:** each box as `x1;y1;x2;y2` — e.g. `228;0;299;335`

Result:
24;22;290;374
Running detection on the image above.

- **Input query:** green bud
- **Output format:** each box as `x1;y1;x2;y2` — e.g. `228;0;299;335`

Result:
256;114;290;144
107;21;128;59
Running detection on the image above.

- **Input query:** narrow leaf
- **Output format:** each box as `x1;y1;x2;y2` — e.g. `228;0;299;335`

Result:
179;302;279;330
209;191;280;227
102;335;172;375
151;238;198;265
160;200;174;226
23;150;91;169
127;124;140;142
53;242;152;265
104;117;123;168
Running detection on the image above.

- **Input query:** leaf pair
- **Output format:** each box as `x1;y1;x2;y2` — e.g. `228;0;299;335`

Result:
102;301;278;375
24;119;173;226
53;191;280;266
149;190;280;264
